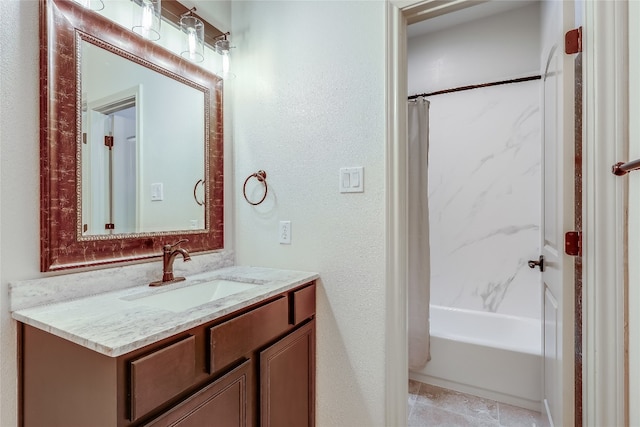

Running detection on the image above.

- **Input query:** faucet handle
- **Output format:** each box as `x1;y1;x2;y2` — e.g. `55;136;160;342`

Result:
164;239;189;251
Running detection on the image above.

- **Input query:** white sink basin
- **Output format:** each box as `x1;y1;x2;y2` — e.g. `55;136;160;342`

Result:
130;279;260;313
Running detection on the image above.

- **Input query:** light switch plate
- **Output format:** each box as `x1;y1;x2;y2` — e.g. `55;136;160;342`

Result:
151;183;164;201
339;167;364;193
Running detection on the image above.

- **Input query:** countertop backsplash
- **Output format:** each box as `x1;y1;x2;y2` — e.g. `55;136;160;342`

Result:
10;250;235;312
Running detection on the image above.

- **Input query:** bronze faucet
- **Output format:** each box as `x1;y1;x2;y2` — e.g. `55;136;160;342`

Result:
149;239;192;287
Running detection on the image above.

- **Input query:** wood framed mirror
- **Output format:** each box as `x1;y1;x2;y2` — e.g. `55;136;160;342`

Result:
40;0;224;271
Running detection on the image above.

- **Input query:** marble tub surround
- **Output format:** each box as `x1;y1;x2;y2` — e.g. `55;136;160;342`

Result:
10;250;234;312
12;265;318;357
428;80;541;319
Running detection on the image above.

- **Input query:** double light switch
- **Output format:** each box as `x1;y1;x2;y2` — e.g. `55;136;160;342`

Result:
339;167;364;193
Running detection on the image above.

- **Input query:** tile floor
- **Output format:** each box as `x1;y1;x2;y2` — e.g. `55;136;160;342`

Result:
408;380;548;427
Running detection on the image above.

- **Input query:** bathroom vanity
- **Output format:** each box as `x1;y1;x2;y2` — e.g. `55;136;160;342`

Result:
13;266;317;427
26;1;319;424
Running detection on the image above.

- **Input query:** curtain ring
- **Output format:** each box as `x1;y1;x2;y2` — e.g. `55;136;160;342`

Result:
193;179;205;206
243;170;268;205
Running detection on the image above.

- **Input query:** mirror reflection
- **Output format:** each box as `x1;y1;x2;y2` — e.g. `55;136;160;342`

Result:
40;0;223;271
80;39;206;236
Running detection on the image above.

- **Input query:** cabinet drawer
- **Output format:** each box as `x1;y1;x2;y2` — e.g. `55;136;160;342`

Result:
291;284;316;325
130;335;196;421
209;297;288;373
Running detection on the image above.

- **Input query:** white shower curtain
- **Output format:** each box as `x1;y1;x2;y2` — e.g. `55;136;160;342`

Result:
408;97;431;370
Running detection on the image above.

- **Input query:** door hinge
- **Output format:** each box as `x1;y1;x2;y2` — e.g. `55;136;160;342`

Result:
565;231;582;256
565;26;583;54
82;133;87;144
83;223;88;233
104;135;114;149
105;223;115;230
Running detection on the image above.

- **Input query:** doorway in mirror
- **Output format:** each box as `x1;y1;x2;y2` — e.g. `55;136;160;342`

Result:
83;91;139;235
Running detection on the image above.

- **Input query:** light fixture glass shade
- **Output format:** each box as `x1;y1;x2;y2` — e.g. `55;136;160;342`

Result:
180;15;205;63
132;0;161;41
221;51;230;75
215;38;235;79
74;0;104;11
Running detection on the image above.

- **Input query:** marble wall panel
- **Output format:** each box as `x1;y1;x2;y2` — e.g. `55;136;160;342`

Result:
427;80;541;320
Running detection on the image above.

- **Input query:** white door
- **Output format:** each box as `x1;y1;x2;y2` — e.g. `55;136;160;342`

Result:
111;107;137;234
85;105;138;235
540;1;575;426
85;110;111;235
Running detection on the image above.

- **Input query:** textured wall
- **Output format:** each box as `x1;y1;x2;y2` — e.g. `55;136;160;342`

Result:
1;2;40;425
231;1;388;425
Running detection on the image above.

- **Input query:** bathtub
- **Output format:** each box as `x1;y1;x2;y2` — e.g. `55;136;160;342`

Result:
409;305;542;411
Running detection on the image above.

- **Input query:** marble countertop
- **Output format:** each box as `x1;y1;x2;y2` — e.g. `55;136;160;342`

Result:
12;266;319;357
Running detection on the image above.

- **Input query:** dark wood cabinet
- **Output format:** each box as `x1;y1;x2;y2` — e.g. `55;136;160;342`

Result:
260;320;315;427
20;282;316;427
145;359;252;427
209;296;289;374
132;336;197;421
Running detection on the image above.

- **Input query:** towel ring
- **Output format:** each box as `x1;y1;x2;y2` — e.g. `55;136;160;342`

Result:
243;170;268;205
193;179;205;206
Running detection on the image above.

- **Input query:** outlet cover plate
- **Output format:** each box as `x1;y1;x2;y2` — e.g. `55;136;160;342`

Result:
279;221;291;244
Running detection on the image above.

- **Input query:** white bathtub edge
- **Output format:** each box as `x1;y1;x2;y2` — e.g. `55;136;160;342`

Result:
418;305;542;411
409;371;542;412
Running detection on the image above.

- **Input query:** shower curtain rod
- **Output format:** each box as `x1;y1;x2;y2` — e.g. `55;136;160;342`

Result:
408;75;541;100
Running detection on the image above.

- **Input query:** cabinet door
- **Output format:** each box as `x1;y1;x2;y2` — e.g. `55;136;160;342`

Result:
260;320;315;427
145;359;252;427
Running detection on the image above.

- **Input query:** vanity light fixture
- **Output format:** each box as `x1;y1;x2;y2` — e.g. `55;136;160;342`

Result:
180;8;204;63
132;0;162;41
74;0;104;11
214;33;234;79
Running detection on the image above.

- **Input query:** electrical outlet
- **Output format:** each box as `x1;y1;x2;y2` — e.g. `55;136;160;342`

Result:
279;221;291;244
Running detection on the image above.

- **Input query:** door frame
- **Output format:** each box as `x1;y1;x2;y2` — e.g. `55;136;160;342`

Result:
384;1;628;426
582;1;628;425
628;2;640;425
